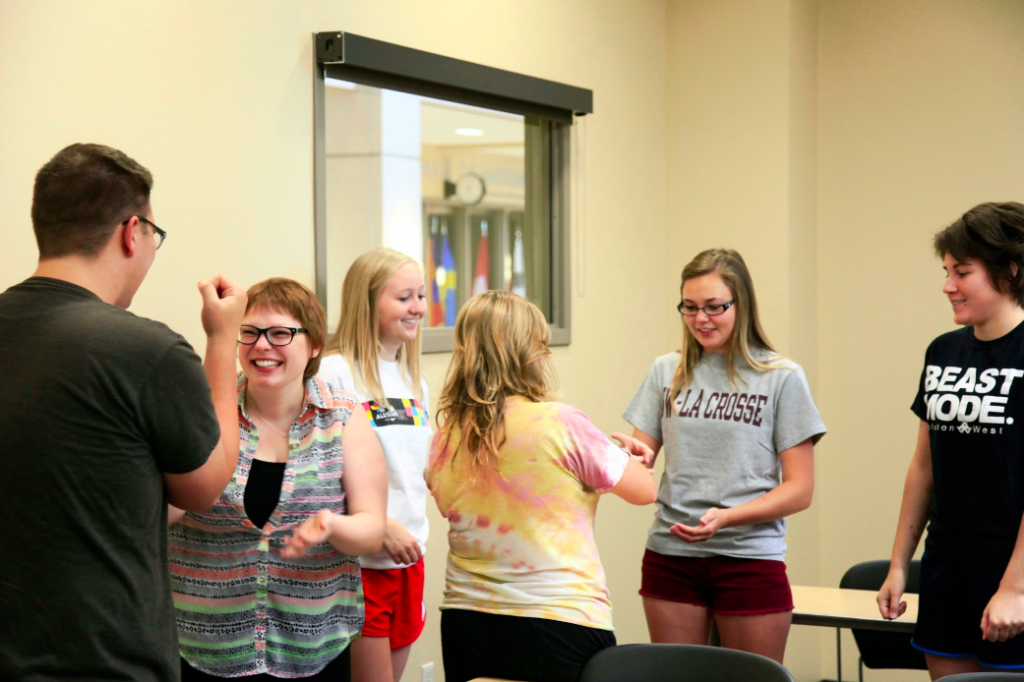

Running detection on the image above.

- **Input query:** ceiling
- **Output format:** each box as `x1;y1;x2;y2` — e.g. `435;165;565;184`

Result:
326;79;525;152
419;99;524;148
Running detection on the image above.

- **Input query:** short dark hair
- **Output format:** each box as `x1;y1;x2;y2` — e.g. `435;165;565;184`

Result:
934;202;1024;308
32;143;154;259
246;278;327;381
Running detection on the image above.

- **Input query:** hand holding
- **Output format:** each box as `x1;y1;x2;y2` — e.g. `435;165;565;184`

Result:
382;518;422;565
981;586;1024;642
670;508;728;543
610;432;654;468
282;509;334;559
876;570;908;620
198;273;247;339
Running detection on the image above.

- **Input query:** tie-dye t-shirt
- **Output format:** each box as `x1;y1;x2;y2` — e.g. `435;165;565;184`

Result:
426;397;629;630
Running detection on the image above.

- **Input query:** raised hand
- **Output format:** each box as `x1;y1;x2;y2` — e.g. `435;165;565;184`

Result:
198;273;247;339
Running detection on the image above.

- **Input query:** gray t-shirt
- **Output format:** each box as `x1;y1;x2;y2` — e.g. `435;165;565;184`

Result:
623;351;826;561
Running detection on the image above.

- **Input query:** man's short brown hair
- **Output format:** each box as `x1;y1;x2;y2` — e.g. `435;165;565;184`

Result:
32;143;154;259
246;278;327;381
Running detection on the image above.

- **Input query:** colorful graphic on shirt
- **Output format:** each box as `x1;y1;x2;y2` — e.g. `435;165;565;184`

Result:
921;364;1023;435
364;398;429;429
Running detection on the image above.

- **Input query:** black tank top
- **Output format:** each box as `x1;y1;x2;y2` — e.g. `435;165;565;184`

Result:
243;459;286;528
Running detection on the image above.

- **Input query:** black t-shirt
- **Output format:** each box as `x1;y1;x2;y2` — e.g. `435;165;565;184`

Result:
0;277;220;682
912;320;1024;559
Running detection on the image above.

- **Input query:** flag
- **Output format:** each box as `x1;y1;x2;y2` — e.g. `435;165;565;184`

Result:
473;220;490;296
426;221;443;327
511;229;526;297
440;226;458;327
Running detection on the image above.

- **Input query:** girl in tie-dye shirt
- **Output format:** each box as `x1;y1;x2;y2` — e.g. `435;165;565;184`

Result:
426;291;657;682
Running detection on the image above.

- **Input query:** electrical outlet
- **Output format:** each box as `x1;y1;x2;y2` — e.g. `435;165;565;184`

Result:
421;661;434;682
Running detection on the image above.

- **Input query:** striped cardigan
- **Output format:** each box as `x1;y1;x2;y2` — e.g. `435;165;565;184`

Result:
169;375;363;678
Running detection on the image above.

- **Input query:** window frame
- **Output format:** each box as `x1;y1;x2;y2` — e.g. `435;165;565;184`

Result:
312;32;591;352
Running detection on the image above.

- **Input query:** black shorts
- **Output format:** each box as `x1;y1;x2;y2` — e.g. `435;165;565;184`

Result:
440;609;616;682
913;552;1024;669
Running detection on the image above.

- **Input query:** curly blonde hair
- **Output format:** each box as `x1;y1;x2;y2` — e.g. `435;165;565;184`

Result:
436;291;555;472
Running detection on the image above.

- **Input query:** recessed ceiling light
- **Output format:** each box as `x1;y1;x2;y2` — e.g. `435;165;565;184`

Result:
455;128;484;136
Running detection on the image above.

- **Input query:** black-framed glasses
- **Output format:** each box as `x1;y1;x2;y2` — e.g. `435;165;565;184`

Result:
677;300;735;317
137;217;167;250
238;325;309;346
122;215;167;250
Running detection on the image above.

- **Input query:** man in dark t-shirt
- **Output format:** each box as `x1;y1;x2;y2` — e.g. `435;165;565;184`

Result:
0;144;247;681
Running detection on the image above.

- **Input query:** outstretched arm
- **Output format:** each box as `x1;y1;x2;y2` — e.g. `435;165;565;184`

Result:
621;428;662;468
283;409;387;558
163;274;247;511
605;431;658;505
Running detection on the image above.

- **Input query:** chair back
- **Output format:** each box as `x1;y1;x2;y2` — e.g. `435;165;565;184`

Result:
939;674;1024;681
580;643;794;682
839;559;927;671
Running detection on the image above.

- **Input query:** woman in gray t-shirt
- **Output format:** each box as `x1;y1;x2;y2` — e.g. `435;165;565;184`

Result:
623;248;826;664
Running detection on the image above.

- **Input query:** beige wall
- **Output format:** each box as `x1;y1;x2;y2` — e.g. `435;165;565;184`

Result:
6;1;1024;681
667;1;1024;680
0;1;667;680
815;2;1024;679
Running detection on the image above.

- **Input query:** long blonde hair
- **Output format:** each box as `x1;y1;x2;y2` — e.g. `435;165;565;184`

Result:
436;291;555;472
323;247;424;406
671;248;780;397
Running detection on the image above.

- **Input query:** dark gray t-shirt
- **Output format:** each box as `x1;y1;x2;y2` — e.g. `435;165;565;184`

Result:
624;351;826;561
0;277;219;682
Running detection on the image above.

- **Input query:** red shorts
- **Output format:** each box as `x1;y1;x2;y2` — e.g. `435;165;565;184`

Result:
639;549;793;615
361;559;426;648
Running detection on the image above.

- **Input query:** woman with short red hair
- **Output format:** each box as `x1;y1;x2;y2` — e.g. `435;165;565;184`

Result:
169;278;387;681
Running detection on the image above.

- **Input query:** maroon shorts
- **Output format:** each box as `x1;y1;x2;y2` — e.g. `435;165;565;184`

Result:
639;549;793;615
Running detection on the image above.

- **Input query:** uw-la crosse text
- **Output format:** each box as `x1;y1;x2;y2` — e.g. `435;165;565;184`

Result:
662;387;769;425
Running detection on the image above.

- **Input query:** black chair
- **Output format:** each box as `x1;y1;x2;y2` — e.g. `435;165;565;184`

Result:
839;559;927;682
579;643;794;682
939;674;1024;681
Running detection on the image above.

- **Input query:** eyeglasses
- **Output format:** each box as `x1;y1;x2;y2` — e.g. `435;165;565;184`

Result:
137;217;167;250
238;325;309;346
677;300;735;317
122;215;167;250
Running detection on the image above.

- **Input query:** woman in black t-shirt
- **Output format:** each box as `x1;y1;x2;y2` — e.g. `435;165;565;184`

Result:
879;202;1024;679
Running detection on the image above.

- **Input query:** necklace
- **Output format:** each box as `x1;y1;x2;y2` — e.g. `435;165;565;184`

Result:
247;399;292;439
